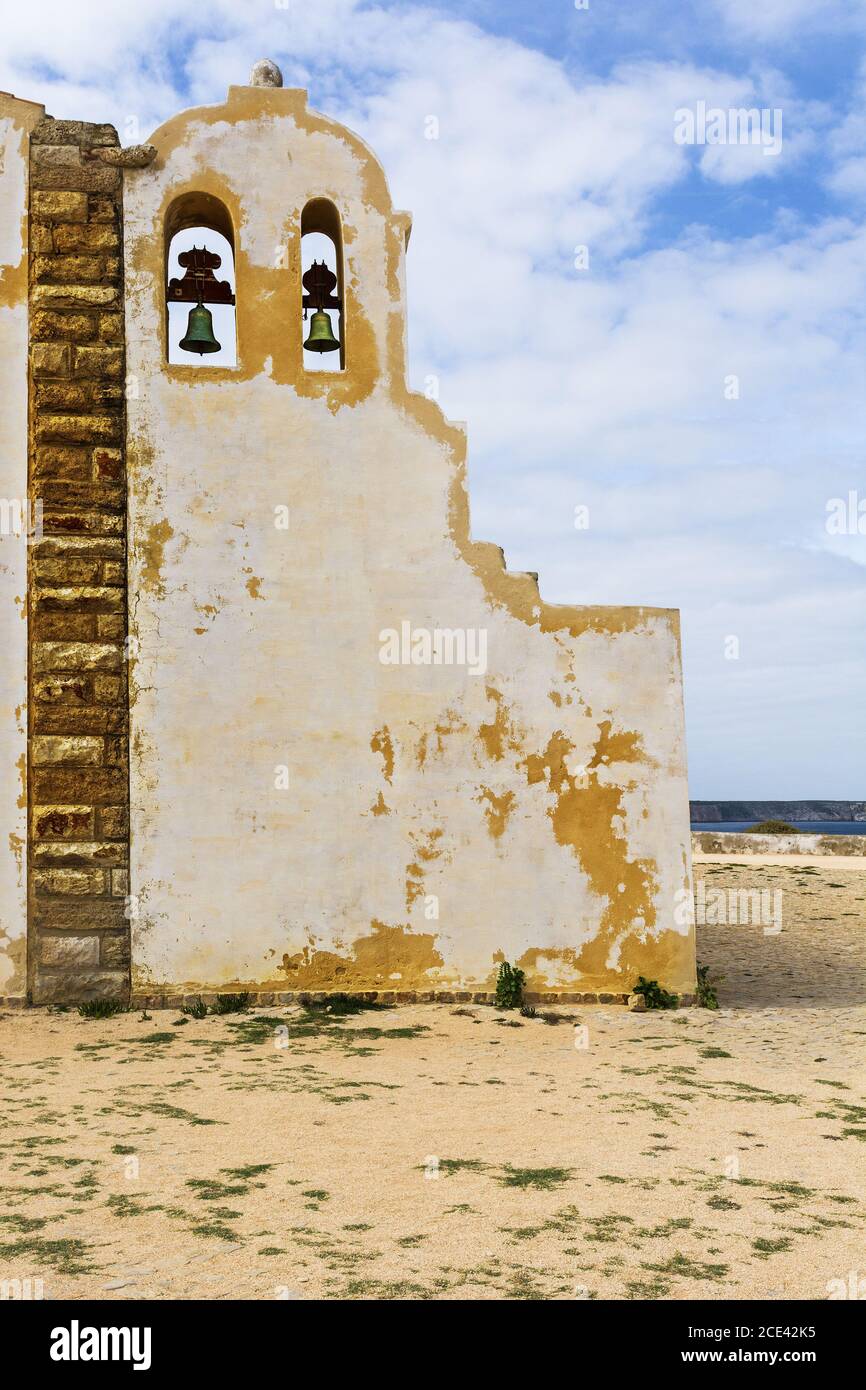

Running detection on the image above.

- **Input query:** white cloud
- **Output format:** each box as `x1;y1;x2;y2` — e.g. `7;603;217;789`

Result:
3;0;865;794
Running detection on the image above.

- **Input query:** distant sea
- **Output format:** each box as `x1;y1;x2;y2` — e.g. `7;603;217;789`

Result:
691;821;866;835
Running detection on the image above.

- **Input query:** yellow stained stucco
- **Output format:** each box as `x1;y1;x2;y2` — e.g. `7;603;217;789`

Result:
123;84;695;998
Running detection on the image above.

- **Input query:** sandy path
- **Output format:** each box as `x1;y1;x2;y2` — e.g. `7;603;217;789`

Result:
1;862;863;1301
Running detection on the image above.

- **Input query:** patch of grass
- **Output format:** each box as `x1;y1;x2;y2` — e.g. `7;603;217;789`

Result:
496;1165;572;1191
707;1195;741;1210
433;1158;489;1177
212;992;251;1014
133;1032;176;1045
222;1164;273;1180
752;1237;793;1256
187;1178;249;1201
77;999;127;1019
348;1025;429;1042
0;1234;94;1274
305;993;383;1016
189;1223;240;1242
181;996;208;1019
641;1252;729;1282
111;1143;136;1155
519;1004;537;1019
700;1047;733;1059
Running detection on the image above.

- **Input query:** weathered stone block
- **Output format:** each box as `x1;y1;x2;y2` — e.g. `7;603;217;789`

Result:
33;679;91;711
33;970;127;1005
35;535;124;558
31;310;97;342
31;223;55;253
32;735;104;766
34;839;127;867
31;162;121;194
32;612;96;643
110;868;129;897
100;934;130;968
31;119;118;147
39;934;100;967
32;767;126;805
33;806;95;840
93;449;123;482
96;615;126;642
34;702;128;736
99;313;123;342
33;253;107;285
42;510;124;536
53;223;119;253
36;413;121;445
32;897;127;932
96;805;128;839
33;866;107;896
33;446;93;483
38;586;124;613
34;642;122;673
31;190;88;222
35;555;102;584
32;145;84;168
32;284;118;308
88;195;118;223
31;342;71;378
72;345;123;378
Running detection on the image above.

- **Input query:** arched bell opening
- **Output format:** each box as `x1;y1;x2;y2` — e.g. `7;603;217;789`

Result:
165;192;237;367
301;198;345;372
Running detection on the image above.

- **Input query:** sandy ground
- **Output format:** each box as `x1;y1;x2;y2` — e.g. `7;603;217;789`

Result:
1;862;863;1302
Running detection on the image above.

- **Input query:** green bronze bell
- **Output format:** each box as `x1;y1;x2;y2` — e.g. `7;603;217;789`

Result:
179;300;221;355
303;308;340;353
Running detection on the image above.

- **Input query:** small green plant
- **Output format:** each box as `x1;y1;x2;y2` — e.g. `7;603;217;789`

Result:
139;1009;152;1022
519;1004;537;1019
696;962;722;1010
305;993;381;1016
212;992;251;1014
495;961;526;1010
746;819;800;834
181;996;209;1019
632;976;678;1010
77;999;127;1020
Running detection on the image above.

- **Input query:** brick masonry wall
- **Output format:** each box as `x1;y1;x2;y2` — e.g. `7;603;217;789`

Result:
27;118;130;1004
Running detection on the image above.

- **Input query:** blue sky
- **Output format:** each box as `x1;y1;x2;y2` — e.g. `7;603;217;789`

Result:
4;0;866;797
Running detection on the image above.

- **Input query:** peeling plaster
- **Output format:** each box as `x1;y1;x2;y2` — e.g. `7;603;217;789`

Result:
123;86;694;996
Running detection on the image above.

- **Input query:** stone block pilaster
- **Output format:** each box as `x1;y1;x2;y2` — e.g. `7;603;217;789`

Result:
27;118;130;1003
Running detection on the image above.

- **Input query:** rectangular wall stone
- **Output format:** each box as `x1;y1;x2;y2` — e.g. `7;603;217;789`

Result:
28;118;130;1003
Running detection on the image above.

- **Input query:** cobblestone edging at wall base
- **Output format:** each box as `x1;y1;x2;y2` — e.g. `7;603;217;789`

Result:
0;990;697;1009
27;117;130;1005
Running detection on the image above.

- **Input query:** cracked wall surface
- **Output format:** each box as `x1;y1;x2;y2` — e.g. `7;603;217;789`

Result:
122;85;695;1000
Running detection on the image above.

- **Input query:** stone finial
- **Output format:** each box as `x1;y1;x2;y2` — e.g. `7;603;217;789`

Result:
85;144;157;169
249;59;283;88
